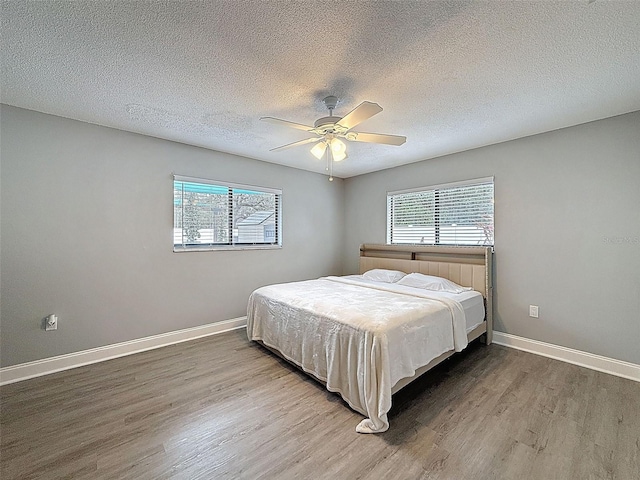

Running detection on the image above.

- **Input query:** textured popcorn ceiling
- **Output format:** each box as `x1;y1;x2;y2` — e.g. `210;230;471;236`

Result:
2;1;639;178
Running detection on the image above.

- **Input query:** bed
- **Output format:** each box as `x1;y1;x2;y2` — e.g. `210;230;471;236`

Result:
246;244;493;433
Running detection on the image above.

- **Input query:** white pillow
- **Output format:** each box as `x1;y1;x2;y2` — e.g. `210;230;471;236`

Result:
396;272;472;294
362;269;407;283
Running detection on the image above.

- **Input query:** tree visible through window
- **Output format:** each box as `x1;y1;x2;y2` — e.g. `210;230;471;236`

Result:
173;176;282;251
387;178;494;246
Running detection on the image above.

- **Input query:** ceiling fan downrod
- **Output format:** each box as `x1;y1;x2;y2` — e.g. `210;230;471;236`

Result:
323;95;338;116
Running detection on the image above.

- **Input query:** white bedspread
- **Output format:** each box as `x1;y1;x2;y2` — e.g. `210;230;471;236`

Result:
246;276;469;433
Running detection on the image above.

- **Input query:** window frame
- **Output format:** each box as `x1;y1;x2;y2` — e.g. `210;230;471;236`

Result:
173;174;282;252
387;177;494;247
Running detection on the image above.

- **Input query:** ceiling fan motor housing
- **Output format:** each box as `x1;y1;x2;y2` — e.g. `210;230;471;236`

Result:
313;116;347;134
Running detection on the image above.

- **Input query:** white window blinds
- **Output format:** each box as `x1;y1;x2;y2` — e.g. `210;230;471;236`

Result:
173;175;282;251
387;177;494;246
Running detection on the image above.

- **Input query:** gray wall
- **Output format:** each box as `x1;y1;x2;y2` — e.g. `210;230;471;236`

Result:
344;111;640;365
0;105;345;367
3;106;639;368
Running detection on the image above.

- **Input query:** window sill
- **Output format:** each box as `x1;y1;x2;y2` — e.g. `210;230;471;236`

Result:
173;245;282;252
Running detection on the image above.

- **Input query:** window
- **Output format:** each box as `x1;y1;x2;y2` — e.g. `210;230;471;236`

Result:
387;177;494;246
173;175;282;251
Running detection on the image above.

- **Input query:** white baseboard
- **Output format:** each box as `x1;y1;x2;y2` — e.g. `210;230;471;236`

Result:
0;317;248;386
493;332;640;383
4;323;636;386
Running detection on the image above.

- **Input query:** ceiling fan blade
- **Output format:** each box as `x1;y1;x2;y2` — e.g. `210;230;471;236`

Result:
270;137;321;152
261;117;314;132
336;101;383;130
346;131;406;146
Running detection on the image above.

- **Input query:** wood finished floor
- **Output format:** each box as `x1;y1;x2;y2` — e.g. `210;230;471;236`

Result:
1;329;639;480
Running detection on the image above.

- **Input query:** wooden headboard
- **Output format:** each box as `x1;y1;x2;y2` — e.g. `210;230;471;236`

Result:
359;244;494;343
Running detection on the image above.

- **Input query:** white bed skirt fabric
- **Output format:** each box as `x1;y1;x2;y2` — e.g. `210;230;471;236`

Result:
246;276;469;433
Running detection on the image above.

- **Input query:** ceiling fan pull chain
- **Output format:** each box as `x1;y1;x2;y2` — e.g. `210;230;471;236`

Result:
328;146;334;182
324;143;332;181
326;144;330;172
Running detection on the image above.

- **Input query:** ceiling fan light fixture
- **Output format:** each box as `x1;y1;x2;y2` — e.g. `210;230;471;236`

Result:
310;141;327;160
330;137;347;162
333;150;348;162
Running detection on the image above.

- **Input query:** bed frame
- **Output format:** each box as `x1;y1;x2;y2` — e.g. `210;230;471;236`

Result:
359;244;494;393
254;244;494;405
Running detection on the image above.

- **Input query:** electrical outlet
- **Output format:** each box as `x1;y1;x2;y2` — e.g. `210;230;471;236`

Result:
529;305;539;318
45;314;58;331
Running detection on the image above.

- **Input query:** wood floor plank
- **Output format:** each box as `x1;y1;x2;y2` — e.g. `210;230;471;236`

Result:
2;330;638;479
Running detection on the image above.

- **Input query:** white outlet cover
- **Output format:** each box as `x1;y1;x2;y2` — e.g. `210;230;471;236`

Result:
45;314;58;331
529;305;539;318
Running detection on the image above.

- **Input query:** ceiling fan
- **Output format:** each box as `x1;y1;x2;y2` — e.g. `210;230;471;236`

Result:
261;96;406;180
